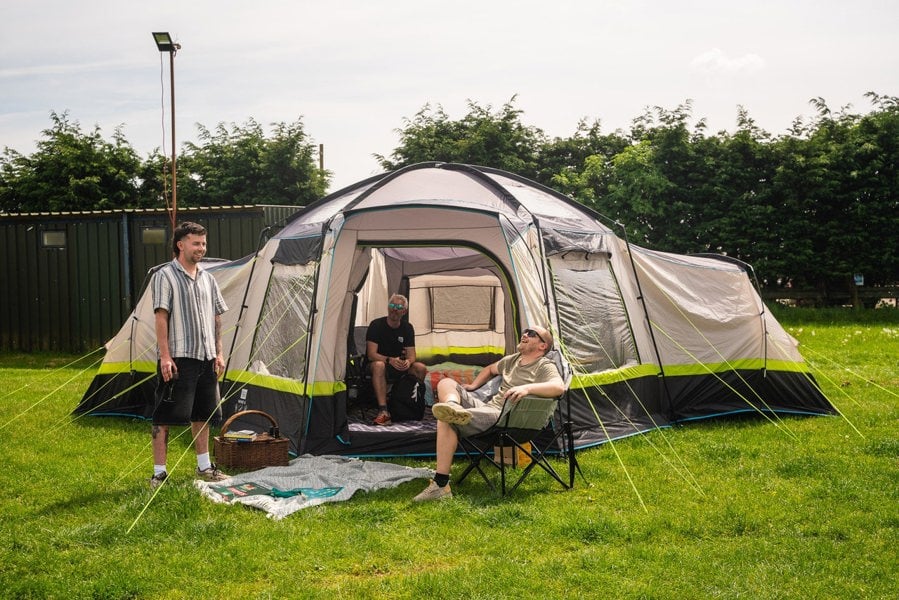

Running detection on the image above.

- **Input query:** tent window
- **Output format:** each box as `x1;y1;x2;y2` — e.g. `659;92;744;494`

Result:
250;264;315;379
552;257;639;372
430;285;495;331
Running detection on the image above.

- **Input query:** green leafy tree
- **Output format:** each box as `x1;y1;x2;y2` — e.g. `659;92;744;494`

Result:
537;119;629;208
177;117;328;207
849;93;899;288
0;111;142;212
690;110;779;277
376;97;546;176
135;149;169;209
770;94;899;292
589;102;708;248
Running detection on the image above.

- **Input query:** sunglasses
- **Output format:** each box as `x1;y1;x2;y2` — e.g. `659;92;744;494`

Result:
523;328;547;344
388;303;406;310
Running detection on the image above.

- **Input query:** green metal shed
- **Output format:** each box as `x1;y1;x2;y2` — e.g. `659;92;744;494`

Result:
0;205;297;353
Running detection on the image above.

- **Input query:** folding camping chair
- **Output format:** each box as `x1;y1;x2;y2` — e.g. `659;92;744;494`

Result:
455;350;579;496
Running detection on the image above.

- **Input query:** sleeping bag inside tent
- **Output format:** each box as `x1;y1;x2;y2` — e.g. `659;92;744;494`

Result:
75;162;835;457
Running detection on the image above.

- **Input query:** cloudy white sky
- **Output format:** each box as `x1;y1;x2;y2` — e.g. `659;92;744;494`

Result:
2;0;897;191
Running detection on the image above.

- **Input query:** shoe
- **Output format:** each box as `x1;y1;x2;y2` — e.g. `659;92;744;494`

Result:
432;402;472;426
149;471;167;490
413;480;452;502
373;410;392;426
196;464;229;482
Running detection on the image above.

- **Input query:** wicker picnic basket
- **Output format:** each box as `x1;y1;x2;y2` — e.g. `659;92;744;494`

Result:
214;409;290;469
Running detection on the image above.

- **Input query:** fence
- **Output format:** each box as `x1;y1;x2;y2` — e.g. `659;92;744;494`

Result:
760;286;899;308
0;205;297;353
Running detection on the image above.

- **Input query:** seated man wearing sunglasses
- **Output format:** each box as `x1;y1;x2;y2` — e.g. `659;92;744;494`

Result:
366;293;428;425
414;325;564;501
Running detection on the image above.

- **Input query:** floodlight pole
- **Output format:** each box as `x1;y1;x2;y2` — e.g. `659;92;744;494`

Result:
152;32;181;234
168;47;177;233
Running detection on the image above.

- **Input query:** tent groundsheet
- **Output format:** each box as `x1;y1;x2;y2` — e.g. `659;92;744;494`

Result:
195;455;433;519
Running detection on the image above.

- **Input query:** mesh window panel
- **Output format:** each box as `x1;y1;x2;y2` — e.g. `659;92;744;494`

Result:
553;258;639;372
431;285;495;330
250;264;315;379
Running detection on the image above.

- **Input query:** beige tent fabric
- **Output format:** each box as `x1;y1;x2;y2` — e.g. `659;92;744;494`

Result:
629;246;802;368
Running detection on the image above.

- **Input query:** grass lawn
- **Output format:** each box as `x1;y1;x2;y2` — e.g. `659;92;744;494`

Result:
1;308;897;599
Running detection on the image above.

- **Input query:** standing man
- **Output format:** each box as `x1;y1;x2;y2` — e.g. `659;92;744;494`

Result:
365;293;428;425
149;221;230;489
414;326;563;501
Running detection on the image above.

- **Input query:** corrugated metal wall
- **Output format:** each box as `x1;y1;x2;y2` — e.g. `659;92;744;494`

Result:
0;205;298;353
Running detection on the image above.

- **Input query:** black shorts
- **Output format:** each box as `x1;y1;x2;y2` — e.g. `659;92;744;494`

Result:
152;358;222;425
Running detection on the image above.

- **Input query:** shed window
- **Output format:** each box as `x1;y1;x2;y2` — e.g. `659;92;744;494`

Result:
41;230;66;248
142;227;167;245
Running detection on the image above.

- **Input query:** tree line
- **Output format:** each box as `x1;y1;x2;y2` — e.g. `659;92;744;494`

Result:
1;94;897;295
0;112;329;213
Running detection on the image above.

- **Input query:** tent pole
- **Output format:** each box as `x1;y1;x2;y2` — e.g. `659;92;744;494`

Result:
618;224;677;420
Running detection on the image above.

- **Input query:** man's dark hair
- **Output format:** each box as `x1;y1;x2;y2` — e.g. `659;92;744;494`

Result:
172;221;207;256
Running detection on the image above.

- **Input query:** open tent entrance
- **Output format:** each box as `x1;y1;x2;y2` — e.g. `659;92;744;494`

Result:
343;245;516;454
350;245;512;366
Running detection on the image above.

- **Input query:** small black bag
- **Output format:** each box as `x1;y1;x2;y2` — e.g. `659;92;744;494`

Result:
345;354;368;404
387;374;426;422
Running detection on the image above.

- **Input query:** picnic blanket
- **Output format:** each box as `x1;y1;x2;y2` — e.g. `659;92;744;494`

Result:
195;454;434;519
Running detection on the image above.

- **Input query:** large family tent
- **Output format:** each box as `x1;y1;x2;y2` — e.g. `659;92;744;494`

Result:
75;162;835;456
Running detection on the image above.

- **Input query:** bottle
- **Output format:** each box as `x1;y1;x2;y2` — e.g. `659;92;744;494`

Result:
236;388;248;412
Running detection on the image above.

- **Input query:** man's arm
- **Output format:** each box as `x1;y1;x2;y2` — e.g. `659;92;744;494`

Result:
463;362;499;392
154;308;176;382
366;340;388;363
367;340;412;371
213;313;224;376
502;375;565;403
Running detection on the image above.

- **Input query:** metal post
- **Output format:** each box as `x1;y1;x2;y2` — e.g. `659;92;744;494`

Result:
152;33;180;236
169;49;177;233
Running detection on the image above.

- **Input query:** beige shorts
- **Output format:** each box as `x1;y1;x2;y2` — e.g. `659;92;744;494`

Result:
454;383;503;436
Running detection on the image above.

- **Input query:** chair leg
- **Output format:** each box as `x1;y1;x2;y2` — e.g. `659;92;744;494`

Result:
457;422;583;496
564;420;587;487
456;439;496;491
499;445;507;495
504;437;569;495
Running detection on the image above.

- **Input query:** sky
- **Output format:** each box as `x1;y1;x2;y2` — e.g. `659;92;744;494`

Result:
2;0;897;192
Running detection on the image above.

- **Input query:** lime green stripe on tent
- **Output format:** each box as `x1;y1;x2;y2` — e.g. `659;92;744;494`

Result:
571;364;661;389
416;345;505;359
98;361;156;375
662;358;811;377
571;359;812;389
225;370;340;396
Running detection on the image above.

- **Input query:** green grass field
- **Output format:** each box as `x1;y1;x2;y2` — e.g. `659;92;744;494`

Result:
1;308;897;599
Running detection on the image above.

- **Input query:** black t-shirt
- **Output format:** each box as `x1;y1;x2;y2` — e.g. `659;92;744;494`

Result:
366;317;415;359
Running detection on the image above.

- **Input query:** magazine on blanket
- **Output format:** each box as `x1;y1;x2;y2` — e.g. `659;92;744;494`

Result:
270;487;344;499
209;482;272;499
208;482;345;501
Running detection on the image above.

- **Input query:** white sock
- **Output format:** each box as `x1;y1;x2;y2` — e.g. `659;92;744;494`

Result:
197;453;212;471
154;464;167;476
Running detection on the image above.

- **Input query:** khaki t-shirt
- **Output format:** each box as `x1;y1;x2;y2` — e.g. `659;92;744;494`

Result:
487;353;561;408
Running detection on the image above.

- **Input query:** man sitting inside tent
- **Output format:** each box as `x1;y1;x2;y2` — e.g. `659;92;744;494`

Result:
414;325;564;501
366;293;428;425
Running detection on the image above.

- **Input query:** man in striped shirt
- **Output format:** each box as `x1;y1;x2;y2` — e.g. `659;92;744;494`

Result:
149;222;229;489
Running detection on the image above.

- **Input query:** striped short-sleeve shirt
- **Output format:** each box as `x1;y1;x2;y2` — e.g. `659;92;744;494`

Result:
151;259;228;360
